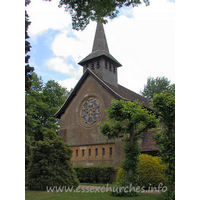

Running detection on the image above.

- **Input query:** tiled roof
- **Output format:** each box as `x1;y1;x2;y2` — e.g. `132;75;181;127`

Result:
104;81;151;109
141;129;159;152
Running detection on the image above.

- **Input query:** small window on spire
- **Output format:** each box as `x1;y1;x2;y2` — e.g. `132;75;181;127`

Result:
91;62;94;70
113;66;115;73
97;60;100;69
105;60;108;69
109;63;112;71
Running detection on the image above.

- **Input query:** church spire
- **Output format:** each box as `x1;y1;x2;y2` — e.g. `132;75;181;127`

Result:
92;23;109;53
78;22;122;87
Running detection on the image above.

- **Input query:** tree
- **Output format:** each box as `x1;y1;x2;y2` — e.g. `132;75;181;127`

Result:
45;0;150;30
25;0;34;91
152;88;175;200
140;76;174;99
27;129;79;190
25;73;70;141
100;99;158;195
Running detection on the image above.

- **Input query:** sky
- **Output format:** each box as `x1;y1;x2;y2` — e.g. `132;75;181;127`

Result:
26;0;175;94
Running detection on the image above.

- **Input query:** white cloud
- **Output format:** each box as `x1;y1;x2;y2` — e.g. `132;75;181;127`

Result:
58;78;79;90
104;0;175;93
51;22;96;63
46;57;82;78
26;0;71;37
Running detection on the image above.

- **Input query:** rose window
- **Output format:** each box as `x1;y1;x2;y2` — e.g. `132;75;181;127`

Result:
79;97;102;127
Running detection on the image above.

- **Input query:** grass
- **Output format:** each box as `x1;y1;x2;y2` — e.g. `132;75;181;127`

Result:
25;189;160;200
80;182;116;187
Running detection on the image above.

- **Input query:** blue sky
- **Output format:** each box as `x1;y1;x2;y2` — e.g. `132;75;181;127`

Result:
26;0;175;93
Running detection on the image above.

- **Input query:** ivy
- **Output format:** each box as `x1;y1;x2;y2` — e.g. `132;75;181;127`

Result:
152;91;175;200
100;100;158;196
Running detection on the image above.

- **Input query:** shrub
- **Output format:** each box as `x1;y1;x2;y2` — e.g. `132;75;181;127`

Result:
138;154;167;189
116;154;167;189
116;168;126;184
74;165;114;183
26;129;79;190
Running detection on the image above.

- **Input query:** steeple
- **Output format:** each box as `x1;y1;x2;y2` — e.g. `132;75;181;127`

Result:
78;23;122;87
92;23;109;53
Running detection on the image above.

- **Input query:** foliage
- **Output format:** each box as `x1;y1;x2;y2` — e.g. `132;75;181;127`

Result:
26;129;79;190
25;73;70;141
74;165;114;183
45;0;149;30
25;135;32;170
116;154;167;189
152;90;175;199
25;0;34;91
116;168;126;184
138;154;167;188
140;76;174;99
100;100;158;196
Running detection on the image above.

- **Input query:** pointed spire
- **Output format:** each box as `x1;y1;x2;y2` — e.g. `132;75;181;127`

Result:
78;22;122;68
92;23;109;53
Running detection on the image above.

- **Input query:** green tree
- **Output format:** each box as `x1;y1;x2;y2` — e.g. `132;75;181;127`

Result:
25;73;70;141
25;0;34;91
152;89;175;200
140;76;174;99
45;0;149;30
100;100;158;195
27;129;79;190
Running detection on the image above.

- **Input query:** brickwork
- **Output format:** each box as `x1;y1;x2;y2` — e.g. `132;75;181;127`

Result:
70;143;115;166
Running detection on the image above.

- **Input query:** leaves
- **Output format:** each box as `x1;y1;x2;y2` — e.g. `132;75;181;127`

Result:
25;73;70;141
100;99;158;190
140;76;174;100
56;0;150;30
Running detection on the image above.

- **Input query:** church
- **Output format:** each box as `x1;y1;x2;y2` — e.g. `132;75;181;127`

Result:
54;23;159;174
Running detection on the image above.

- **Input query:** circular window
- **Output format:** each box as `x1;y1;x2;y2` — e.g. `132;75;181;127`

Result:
78;96;102;128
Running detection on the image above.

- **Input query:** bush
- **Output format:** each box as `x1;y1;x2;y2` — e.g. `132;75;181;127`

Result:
116;154;167;189
26;129;79;190
74;165;114;183
138;154;167;189
116;168;126;184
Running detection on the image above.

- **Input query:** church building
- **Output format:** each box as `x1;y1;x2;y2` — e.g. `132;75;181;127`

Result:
54;23;159;174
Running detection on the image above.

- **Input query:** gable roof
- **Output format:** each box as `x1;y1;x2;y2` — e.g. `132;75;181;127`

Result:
54;68;152;118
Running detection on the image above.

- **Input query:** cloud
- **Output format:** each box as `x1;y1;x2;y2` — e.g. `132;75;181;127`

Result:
26;0;71;37
50;22;96;63
58;78;79;90
46;57;82;78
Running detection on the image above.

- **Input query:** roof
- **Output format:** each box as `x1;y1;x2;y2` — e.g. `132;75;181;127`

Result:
78;50;122;67
54;68;152;118
78;23;122;67
141;129;159;152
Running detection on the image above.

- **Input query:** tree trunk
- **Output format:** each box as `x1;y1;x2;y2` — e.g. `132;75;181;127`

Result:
126;125;136;183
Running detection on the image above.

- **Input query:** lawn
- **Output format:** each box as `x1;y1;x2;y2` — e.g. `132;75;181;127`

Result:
25;189;160;200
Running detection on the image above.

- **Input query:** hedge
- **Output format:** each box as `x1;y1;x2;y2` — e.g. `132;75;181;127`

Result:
74;165;114;183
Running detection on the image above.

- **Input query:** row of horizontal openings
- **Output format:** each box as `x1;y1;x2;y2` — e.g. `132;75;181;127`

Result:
75;147;112;157
105;60;115;74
